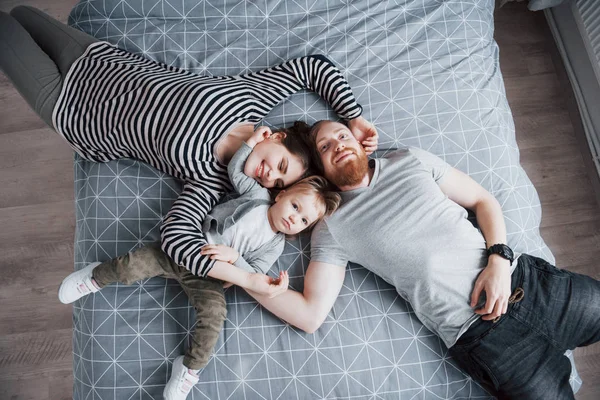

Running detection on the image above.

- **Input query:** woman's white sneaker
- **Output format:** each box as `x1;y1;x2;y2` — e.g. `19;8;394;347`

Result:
58;262;101;304
163;356;199;400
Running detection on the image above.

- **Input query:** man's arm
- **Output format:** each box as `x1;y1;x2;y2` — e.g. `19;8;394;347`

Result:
246;261;346;333
438;167;512;321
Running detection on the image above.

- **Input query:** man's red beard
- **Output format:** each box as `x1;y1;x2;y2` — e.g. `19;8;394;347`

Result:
327;147;369;188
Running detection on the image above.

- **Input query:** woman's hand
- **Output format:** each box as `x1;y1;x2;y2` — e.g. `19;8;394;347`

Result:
201;244;240;264
246;271;289;298
347;116;378;155
246;126;273;148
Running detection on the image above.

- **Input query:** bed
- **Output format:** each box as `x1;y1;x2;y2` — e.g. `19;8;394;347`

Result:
67;0;581;398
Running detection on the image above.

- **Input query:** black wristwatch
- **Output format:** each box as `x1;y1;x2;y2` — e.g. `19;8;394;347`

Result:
487;243;514;264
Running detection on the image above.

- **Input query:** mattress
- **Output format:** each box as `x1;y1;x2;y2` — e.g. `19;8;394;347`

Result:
67;0;581;398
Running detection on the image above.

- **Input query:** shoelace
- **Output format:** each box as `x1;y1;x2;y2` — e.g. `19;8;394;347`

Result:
492;287;524;323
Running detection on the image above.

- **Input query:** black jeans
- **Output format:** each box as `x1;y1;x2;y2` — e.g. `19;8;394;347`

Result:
450;254;600;399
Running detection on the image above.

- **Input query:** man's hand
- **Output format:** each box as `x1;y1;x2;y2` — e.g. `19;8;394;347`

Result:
246;271;289;298
347;116;378;155
470;255;512;321
201;244;240;264
246;126;273;148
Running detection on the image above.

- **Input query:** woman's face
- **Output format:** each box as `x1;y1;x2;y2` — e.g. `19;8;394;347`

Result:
244;137;306;189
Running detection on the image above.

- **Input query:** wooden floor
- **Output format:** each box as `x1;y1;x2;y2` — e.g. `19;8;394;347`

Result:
1;1;599;399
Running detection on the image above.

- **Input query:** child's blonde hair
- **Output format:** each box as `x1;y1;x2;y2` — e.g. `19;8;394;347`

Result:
284;175;341;229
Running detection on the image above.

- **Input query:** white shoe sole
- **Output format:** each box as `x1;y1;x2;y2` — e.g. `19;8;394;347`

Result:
58;262;101;304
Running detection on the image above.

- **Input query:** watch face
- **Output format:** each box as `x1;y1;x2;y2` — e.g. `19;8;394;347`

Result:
489;244;513;262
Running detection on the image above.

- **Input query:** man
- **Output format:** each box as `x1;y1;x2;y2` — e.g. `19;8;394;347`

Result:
247;117;600;399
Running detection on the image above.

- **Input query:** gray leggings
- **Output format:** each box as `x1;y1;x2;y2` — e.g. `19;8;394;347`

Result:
0;6;98;127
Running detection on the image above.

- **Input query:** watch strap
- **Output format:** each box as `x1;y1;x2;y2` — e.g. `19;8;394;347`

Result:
487;243;514;264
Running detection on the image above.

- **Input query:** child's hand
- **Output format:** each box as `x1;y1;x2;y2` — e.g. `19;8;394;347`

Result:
246;126;273;148
246;271;289;298
201;244;240;264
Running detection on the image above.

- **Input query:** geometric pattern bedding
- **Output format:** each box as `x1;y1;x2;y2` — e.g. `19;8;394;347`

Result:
67;0;581;398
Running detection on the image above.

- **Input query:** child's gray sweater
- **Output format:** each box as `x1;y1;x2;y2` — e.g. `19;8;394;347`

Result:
202;143;284;274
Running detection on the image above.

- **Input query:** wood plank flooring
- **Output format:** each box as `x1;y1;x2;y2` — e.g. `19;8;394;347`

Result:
0;3;81;399
1;1;599;399
495;5;600;400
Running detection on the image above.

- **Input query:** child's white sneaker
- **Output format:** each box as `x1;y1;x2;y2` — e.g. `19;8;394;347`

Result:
163;356;199;400
58;262;101;304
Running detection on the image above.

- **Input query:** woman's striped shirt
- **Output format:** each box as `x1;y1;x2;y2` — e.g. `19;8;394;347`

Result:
52;42;362;277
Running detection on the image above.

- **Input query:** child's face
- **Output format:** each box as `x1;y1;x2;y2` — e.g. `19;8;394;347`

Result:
268;190;323;235
244;137;306;189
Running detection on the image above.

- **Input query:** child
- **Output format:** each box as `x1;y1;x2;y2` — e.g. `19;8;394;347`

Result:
58;126;341;400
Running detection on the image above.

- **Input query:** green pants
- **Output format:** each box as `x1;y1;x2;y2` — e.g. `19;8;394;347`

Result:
93;243;227;370
0;6;98;127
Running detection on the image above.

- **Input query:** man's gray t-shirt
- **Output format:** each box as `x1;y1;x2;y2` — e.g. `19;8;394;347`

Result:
311;147;518;348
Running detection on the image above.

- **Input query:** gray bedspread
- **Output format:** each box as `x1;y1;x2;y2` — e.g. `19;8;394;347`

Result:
67;0;580;398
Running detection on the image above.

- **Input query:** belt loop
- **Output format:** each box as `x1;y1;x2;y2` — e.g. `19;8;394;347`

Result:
492;287;524;323
508;287;524;304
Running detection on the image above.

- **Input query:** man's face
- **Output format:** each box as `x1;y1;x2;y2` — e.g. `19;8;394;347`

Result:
314;121;369;188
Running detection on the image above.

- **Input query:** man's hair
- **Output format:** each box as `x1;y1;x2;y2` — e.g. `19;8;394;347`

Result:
307;120;330;175
286;175;341;229
274;121;314;181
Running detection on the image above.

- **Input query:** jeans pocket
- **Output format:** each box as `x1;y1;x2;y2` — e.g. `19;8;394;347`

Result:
470;350;500;390
450;347;499;392
526;256;570;279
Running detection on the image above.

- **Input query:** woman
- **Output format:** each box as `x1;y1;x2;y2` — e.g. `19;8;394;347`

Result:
0;6;378;277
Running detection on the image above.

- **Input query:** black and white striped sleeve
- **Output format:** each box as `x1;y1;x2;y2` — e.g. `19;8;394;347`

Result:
159;181;225;277
240;55;363;120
